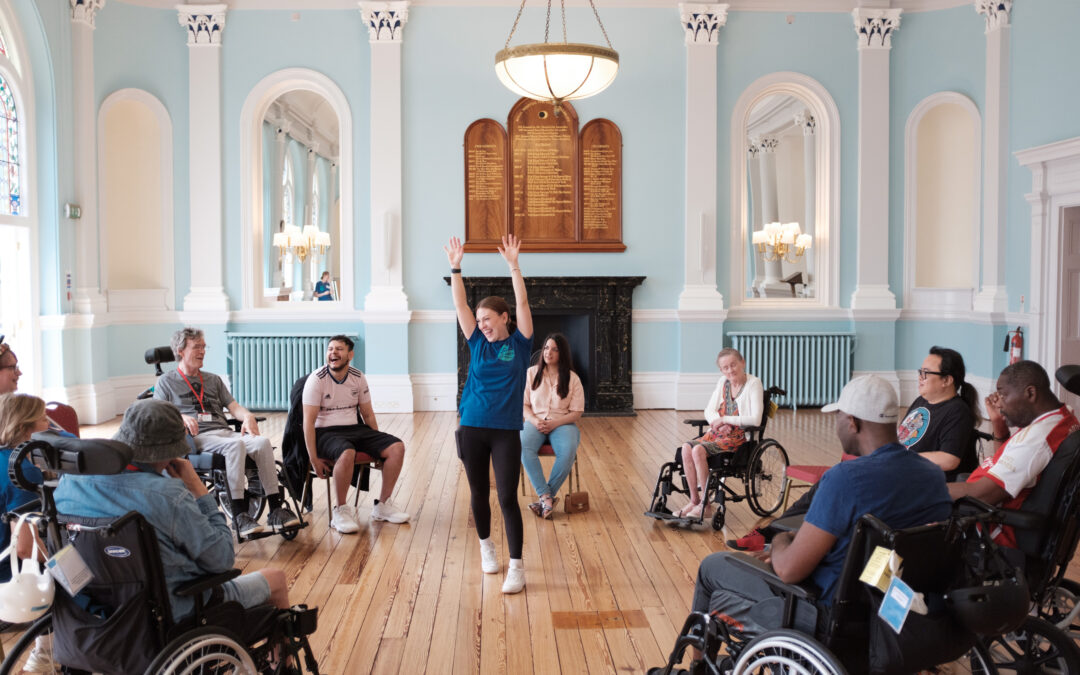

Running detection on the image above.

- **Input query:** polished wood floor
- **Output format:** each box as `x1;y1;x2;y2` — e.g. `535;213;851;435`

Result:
6;409;1078;673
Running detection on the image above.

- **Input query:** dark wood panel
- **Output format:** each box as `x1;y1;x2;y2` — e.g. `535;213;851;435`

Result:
464;119;508;246
580;119;622;244
509;99;578;243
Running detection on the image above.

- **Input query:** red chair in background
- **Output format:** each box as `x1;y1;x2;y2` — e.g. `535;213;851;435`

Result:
46;401;80;437
780;452;857;510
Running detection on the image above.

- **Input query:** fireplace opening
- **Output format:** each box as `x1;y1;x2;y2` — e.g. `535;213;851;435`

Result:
529;311;593;411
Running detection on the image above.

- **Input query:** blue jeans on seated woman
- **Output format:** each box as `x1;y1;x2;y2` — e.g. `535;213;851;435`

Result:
520;421;580;498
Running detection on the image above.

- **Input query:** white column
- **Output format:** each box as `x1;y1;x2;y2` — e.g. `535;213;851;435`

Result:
756;136;785;294
973;0;1012;313
797;112;817;293
850;8;901;311
177;4;229;312
677;3;728;315
328;161;340;284
70;0;107;314
303;147;318;295
270;127;287;289
747;144;763;292
360;1;410;314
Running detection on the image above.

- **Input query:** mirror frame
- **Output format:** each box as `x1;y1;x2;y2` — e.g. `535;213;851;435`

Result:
239;68;353;311
729;72;840;309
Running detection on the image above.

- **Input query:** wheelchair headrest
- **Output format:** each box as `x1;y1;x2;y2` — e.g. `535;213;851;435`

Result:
144;345;175;366
1057;365;1080;397
24;432;134;476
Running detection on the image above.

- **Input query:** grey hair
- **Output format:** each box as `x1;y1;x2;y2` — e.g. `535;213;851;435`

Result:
171;327;204;357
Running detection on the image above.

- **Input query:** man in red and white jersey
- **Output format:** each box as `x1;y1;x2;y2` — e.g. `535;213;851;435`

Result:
948;360;1080;547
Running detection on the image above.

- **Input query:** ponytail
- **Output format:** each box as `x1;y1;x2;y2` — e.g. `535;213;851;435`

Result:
958;381;982;426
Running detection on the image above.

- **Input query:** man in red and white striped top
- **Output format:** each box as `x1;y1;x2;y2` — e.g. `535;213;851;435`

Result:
948;360;1080;548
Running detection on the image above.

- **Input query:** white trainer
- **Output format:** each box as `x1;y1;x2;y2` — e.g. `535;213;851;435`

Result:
24;634;59;673
331;505;360;534
502;565;525;594
479;539;499;574
372;500;410;524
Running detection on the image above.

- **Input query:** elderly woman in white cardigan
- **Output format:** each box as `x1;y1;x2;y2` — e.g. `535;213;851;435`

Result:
675;348;763;519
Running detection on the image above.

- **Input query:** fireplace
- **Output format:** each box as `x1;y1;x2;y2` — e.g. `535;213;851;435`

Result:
446;276;645;415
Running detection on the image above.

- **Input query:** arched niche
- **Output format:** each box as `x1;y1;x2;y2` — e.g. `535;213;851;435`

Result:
730;72;840;309
239;68;352;310
97;88;174;310
904;92;981;312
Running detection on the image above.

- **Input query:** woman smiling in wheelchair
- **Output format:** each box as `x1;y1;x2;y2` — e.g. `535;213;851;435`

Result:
676;348;764;519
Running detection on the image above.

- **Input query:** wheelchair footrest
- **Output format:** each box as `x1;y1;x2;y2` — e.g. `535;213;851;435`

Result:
286;604;319;637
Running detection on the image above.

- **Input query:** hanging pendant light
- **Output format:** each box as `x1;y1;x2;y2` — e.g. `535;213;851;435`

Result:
495;0;619;111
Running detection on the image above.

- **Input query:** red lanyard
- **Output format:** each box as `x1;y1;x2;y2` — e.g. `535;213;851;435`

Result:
177;369;206;413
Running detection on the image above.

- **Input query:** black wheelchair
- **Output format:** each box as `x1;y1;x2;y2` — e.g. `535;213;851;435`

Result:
646;386;790;530
139;345;308;543
0;432;321;674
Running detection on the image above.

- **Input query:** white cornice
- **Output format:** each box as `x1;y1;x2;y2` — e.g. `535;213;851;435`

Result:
116;0;971;12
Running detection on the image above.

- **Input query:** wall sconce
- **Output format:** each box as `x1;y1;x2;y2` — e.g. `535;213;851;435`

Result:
752;222;812;263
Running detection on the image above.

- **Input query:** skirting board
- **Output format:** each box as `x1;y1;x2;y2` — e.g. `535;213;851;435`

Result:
366;374;416;414
411;373;458;412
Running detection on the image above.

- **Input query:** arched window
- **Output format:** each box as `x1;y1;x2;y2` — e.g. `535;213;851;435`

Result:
0;73;21;216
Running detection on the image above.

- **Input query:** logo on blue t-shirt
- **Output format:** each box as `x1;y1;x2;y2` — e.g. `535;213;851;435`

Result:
898;407;929;447
496;344;515;362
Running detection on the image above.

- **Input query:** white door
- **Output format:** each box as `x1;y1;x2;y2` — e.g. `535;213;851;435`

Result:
1059;206;1080;412
0;224;35;390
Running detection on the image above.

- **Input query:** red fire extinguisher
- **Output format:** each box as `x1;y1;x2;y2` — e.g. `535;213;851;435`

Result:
1004;327;1024;365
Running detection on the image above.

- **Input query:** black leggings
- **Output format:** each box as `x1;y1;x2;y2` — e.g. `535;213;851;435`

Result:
456;425;524;559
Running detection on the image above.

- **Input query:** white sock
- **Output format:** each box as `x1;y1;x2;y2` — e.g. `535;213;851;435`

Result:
509;558;523;569
480;537;495;549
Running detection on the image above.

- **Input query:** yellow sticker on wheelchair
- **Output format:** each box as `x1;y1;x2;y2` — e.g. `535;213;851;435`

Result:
859;545;901;593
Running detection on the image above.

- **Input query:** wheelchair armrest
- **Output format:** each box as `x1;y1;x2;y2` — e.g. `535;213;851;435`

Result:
187;452;226;472
725;553;818;602
770;514;804;533
174;569;242;598
996;508;1045;532
973;429;994;442
682;418;710;437
226;416;267;432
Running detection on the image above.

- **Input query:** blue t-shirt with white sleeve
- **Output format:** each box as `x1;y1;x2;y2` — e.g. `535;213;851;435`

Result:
804;442;952;604
459;326;532;430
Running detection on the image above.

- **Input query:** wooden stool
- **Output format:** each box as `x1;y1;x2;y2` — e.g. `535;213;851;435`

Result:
520;443;580;498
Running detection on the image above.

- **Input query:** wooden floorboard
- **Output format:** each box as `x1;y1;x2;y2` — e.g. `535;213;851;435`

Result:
2;408;1077;673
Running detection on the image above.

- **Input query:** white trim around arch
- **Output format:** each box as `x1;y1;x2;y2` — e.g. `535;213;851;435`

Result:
239;68;353;312
902;91;981;313
97;88;176;312
728;71;841;313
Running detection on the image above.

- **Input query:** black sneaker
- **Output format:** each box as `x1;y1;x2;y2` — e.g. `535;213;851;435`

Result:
267;505;301;531
235;512;265;537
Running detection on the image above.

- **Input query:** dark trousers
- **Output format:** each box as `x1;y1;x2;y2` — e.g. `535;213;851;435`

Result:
456;425;524;559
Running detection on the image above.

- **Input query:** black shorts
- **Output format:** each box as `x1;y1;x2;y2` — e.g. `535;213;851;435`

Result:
314;424;400;462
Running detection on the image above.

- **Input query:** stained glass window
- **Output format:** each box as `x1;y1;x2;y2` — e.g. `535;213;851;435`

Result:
0;74;20;216
0;27;7;57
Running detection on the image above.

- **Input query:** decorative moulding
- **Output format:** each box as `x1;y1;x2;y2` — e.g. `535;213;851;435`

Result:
359;1;409;42
70;0;106;27
852;7;902;49
410;310;457;324
974;0;1011;32
118;0;971;11
678;3;729;45
176;4;227;45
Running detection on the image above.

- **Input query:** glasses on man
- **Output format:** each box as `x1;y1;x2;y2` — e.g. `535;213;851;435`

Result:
917;368;944;380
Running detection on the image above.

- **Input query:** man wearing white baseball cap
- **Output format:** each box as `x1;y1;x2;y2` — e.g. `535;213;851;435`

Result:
687;375;953;651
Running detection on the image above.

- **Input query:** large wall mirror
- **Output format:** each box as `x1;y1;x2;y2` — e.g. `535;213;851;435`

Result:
240;69;353;311
730;73;840;308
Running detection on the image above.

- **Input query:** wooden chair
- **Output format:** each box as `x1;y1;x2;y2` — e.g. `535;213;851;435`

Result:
302;457;381;522
519;443;581;498
46;401;80;437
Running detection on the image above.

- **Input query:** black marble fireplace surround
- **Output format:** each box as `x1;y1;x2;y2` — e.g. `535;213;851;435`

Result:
446;276;645;415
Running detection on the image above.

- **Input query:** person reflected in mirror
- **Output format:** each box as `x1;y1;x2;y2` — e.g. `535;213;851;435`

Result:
314;271;334;302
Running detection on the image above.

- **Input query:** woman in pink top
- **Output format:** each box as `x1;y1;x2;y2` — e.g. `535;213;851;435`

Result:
521;333;585;519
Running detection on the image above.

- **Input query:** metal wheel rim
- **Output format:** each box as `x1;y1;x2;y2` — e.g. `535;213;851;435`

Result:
748;442;788;515
154;633;257;675
734;634;844;675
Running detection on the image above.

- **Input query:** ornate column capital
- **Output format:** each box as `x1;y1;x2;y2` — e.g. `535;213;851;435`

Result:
975;0;1012;32
852;8;902;49
359;1;410;43
678;3;729;45
747;143;759;159
177;4;227;46
758;136;779;153
795;112;816;136
70;0;106;29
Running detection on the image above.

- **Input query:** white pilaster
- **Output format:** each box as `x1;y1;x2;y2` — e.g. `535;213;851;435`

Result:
973;0;1012;313
70;0;107;314
177;4;229;312
270;127;287;289
677;3;728;313
747;144;763;291
797;112;817;291
850;8;901;311
755;136;785;293
360;1;410;314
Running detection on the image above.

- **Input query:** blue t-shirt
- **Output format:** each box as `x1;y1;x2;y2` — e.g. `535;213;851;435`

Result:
0;447;44;582
804;443;952;604
459;326;532;430
315;280;333;301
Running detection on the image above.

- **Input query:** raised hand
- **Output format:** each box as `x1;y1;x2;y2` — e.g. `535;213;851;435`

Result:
497;233;521;267
443;236;464;267
985;392;1004;425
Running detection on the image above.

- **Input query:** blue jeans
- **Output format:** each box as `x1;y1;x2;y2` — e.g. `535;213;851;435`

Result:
520;421;580;498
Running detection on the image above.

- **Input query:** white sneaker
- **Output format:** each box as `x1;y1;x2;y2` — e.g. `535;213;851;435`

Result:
479;539;499;574
331;505;360;534
372;500;410;524
502;565;525;594
25;634;59;673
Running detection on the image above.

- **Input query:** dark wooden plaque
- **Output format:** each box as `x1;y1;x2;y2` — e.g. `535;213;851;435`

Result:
509;98;578;244
580;119;622;244
464;119;508;246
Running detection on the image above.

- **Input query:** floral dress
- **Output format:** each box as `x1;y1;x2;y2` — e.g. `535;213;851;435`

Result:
700;380;747;454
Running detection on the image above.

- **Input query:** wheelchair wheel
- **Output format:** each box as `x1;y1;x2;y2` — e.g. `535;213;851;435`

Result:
744;440;790;517
214;464;267;522
711;507;725;531
733;629;846;674
0;613;56;675
1039;579;1080;640
144;626;257;675
973;616;1080;674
